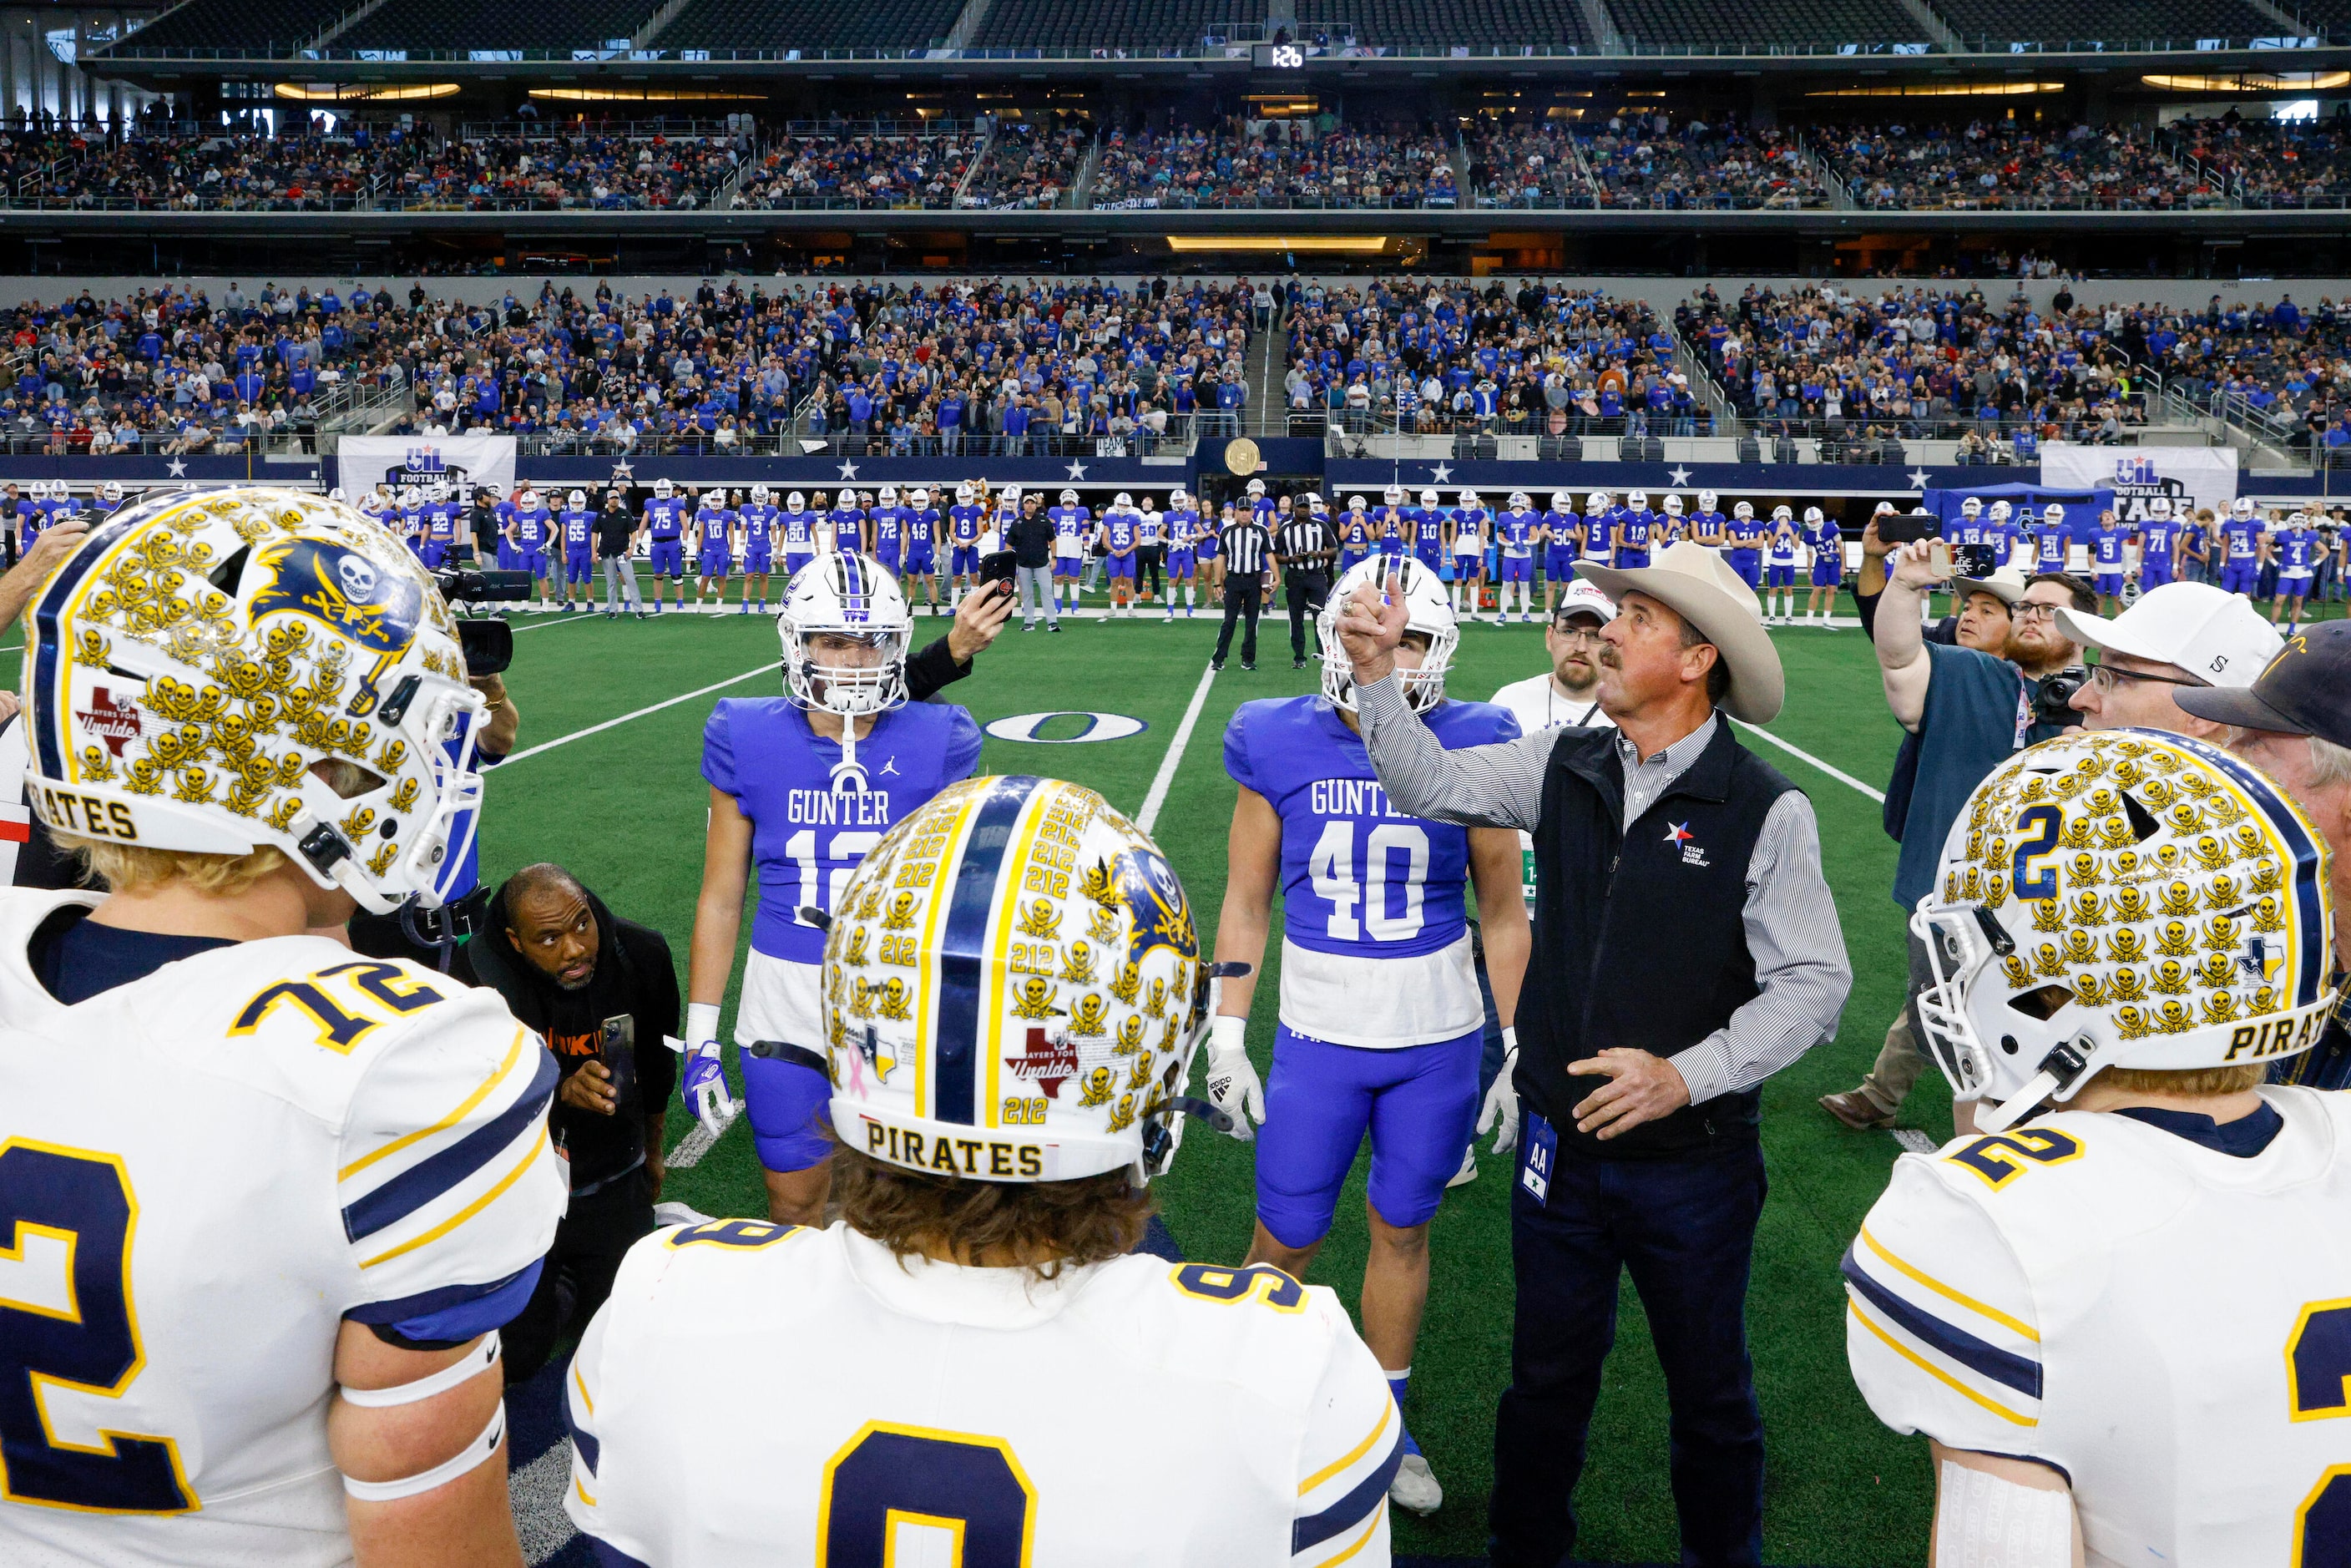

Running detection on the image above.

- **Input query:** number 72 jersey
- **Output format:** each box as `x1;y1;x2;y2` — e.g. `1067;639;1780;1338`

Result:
0;891;564;1567
1844;1087;2351;1565
1224;695;1519;1049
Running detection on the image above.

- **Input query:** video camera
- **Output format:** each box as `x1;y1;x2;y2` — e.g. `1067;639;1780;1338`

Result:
430;568;533;676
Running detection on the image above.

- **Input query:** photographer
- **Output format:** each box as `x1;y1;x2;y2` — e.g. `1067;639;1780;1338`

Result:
1818;544;2089;1135
454;862;678;1385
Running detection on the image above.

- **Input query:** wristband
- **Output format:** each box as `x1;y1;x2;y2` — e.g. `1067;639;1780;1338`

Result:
1211;1015;1247;1058
1500;1025;1518;1052
685;1001;722;1055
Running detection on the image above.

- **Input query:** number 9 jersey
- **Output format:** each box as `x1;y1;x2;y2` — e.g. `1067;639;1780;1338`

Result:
0;890;564;1566
1845;1088;2351;1565
1225;695;1520;1048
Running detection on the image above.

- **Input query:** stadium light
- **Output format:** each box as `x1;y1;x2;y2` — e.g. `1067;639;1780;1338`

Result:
2141;70;2350;92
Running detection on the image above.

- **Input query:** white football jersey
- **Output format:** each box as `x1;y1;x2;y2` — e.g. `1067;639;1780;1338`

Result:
567;1221;1398;1567
0;889;565;1567
1846;1087;2351;1566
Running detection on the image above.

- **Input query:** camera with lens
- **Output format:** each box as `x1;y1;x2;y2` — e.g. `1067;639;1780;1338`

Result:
2033;667;2089;731
429;568;533;676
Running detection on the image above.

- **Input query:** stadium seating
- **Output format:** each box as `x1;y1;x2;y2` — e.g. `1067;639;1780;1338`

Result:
114;0;331;51
1818;120;2221;210
1929;0;2278;45
337;0;658;53
1575;115;1828;208
1605;0;1926;51
972;0;1239;51
1092;123;1460;208
375;132;737;209
2171;117;2351;208
731;131;978;207
1292;0;1596;48
957;121;1088;209
658;0;970;53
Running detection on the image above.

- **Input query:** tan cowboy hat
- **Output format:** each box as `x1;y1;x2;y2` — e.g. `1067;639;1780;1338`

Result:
1955;564;2030;607
1575;541;1785;725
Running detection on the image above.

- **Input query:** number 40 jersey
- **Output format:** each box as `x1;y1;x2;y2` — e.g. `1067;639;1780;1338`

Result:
565;1222;1400;1566
1225;695;1520;1049
1845;1087;2351;1565
0;889;564;1567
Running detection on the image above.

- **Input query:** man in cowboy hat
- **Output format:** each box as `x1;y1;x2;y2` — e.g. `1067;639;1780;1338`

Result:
1337;542;1853;1568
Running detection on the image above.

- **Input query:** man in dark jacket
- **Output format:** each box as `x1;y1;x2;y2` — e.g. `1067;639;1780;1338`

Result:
458;862;680;1384
1008;489;1058;631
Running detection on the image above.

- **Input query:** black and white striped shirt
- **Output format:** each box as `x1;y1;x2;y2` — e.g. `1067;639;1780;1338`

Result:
1221;518;1273;576
1275;516;1334;574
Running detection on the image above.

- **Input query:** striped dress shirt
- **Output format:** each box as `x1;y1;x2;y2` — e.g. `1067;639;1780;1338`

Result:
1221;518;1273;575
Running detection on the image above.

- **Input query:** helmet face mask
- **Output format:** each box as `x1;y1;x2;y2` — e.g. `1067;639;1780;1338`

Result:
824;776;1212;1186
1697;490;1717;512
21;488;487;916
1912;730;2339;1134
1317;557;1458;714
779;554;912;721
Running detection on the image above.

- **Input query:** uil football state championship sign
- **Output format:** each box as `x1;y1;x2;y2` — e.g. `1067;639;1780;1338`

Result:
2041;443;2239;522
339;435;518;503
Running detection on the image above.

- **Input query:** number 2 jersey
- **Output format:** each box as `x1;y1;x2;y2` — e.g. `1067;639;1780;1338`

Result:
0;890;564;1567
1224;695;1520;1048
700;697;983;964
565;1222;1398;1567
1845;1088;2351;1565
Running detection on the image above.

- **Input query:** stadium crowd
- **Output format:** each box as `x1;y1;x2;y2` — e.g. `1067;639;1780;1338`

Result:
1818;119;2221;210
957;120;1090;209
728;130;981;209
374;132;740;210
1090;120;1461;209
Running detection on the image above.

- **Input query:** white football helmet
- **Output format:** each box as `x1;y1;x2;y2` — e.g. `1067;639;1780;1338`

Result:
1664;494;1685;518
1318;556;1457;715
1059;488;1079;504
569;490;587;509
878;486;898;506
2232;497;2256;519
1349;496;1368;512
2043;504;2065;528
1772;505;1793;523
1383;484;1404;506
654;477;675;498
787;491;806;512
910;489;930;508
2148;496;2172;519
824;776;1212;1185
779;552;912;732
2289;510;2309;528
1804;506;1825;526
1551;491;1571;512
1170;488;1188;509
398;486;421;509
1001;486;1022;505
1418;489;1438;508
1961;496;1983;518
1588;492;1610;512
22;488;487;916
1697;490;1717;513
1873;501;1897;518
1913;730;2339;1135
1509;491;1531;512
1458;489;1479;508
358;493;385;516
956;483;976;505
751;483;772;504
425;483;448;505
1990;500;2012;524
1734;501;1755;520
1626;489;1649;510
1115;492;1133;509
1246;478;1267;498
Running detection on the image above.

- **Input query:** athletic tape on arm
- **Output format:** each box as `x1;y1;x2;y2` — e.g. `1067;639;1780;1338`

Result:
1934;1458;2074;1568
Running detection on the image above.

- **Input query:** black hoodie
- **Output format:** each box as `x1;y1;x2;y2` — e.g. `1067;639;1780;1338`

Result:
457;881;680;1192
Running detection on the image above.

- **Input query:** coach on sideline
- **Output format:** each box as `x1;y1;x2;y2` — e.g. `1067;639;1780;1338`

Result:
1337;542;1851;1568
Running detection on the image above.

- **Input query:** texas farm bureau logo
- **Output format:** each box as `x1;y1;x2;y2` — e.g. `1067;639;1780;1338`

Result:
2108;454;2191;524
74;686;144;756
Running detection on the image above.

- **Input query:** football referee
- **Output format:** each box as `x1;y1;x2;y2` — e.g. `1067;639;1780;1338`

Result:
1276;503;1337;669
1213;503;1274;672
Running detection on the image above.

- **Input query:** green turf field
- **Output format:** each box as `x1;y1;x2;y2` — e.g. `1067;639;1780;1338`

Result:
447;587;2327;1566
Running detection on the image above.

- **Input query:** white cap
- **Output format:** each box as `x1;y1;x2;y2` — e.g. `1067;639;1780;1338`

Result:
1550;578;1617;626
2055;581;2285;689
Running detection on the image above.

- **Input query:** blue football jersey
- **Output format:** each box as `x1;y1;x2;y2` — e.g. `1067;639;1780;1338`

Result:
2091;525;2126;568
701;698;984;964
1049;505;1090;554
644;497;687;539
869;506;905;556
1498;509;1534;554
740;503;778;546
515;508;553;549
1616;509;1656;554
557;508;594;549
2140;518;2177;560
2033;523;2070;568
781;510;818;551
1104;512;1137;554
696;508;734;549
1224;695;1520;964
2222;517;2264;559
948;504;983;544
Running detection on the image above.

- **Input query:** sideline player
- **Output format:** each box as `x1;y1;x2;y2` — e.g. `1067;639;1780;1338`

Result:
867;485;907;588
693;488;736;612
737;483;780;614
1207;556;1529;1517
567;778;1401;1568
779;490;818;583
644;477;689;612
1100;492;1140;618
1540;490;1579;615
1449;489;1488;620
1337;493;1374;579
2273;508;2323;630
1166;488;1205;620
0;488;564;1565
1615;489;1656;569
2216;495;2266;599
1050;487;1090;613
947;481;985;606
1687;489;1727;555
1847;728;2344;1566
557;488;598;614
421;481;460;569
902;488;940;615
1137;490;1167;607
1802;505;1843;628
2087;506;2129;616
681;554;982;1227
1495;491;1537;624
2137;495;2182;594
2028;502;2070;578
1763;505;1799;625
1723;498;1767;593
510;489;555;609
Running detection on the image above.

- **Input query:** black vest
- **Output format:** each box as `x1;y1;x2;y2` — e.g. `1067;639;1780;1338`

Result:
1519;718;1797;1161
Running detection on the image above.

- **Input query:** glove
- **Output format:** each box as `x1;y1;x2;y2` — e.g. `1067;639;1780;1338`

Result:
1204;1015;1267;1142
1477;1029;1520;1156
680;1001;738;1135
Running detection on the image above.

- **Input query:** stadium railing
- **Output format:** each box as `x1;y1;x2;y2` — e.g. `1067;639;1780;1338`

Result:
505;416;1200;458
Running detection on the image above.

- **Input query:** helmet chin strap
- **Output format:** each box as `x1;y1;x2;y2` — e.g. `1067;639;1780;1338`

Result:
1972;1072;2058;1135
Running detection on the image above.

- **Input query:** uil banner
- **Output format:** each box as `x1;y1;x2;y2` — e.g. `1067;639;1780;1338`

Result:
2041;444;2238;523
338;435;518;502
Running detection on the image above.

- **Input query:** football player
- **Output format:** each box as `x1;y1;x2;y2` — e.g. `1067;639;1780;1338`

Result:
901;488;940;615
1581;491;1615;577
2029;502;2072;578
1723;499;1767;591
737;483;780;614
1049;488;1090;613
1100;492;1140;619
779;490;818;584
1411;488;1446;576
867;486;905;585
422;482;461;570
94;478;128;523
827;488;866;558
1136;490;1167;607
946;482;985;606
1375;484;1410;567
1540;490;1580;615
568;778;1400;1568
682;554;983;1227
1660;492;1686;544
1848;728;2344;1566
0;488;564;1565
1802;505;1843;629
692;488;736;613
1337;494;1374;580
508;488;554;610
1207;556;1529;1517
1449;489;1487;620
554;489;596;615
2217;495;2267;599
1764;506;1799;625
1615;489;1656;569
1167;488;1205;621
643;477;690;612
1496;491;1538;624
1687;489;1727;554
2273;508;2323;630
2138;495;2182;593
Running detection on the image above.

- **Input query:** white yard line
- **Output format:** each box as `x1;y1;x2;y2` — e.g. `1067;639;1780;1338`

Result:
664;1119;723;1170
1136;663;1219;833
490;665;771;768
1891;1128;1938;1155
1731;718;1888;805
